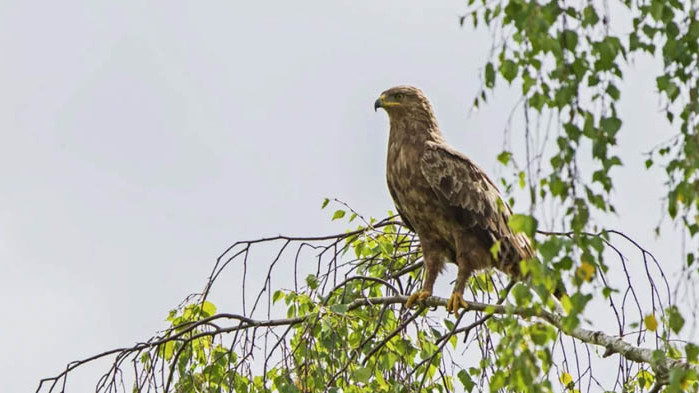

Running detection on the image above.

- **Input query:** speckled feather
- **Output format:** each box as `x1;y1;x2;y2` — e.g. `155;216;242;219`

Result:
380;86;533;297
420;142;534;267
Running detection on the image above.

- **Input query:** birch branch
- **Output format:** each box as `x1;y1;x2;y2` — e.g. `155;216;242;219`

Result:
38;294;695;393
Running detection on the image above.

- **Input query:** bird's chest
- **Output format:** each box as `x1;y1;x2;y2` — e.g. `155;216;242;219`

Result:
386;145;452;238
387;144;424;188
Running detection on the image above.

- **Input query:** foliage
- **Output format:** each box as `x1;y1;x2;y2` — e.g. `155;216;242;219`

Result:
466;0;699;260
37;1;699;392
461;0;699;388
37;205;697;393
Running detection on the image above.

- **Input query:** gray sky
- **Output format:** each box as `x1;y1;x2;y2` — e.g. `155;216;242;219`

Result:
1;1;683;391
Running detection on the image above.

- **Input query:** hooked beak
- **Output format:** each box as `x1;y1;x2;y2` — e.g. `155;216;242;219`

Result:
374;95;384;112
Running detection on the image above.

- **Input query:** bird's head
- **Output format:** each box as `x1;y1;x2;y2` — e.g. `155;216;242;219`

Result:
374;85;433;118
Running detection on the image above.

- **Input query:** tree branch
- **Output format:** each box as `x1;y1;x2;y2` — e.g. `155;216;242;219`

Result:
38;294;696;393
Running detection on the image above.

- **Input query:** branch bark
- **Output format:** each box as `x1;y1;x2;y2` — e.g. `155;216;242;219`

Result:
265;295;698;376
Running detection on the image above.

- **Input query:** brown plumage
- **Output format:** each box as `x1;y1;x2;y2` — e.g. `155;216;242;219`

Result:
374;85;534;314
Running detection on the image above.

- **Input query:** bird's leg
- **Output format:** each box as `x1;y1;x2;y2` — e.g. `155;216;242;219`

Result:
405;257;439;309
446;263;471;315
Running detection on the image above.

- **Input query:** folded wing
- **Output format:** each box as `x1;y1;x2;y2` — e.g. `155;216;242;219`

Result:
420;142;533;263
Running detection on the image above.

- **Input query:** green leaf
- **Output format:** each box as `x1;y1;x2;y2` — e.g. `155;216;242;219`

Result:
636;370;655;389
161;341;175;361
667;306;685;334
650;0;664;21
557;256;573;270
513;283;533;306
686;343;698;362
549;176;568;197
530;323;555;345
689;19;699;40
201;301;217;317
286;304;296;318
684;343;699;362
497;151;512;165
305;274;319;290
629;32;641;51
669;345;682;359
606;84;620;100
657;75;680;101
669;197;678;218
272;290;284;304
561;29;578;51
444;319;455;330
571;199;590;231
555;86;573;108
529;92;545;111
353;367;371;383
332;210;346;220
564;123;582;141
500;59;519;83
600;116;622;135
509;214;538;237
582;5;599;26
449;334;458;349
458;369;475;392
602;287;613;298
539;238;563;261
490;370;506;391
330;304;348;314
666;82;679;101
522;72;536;94
485;62;496;88
605;156;623;169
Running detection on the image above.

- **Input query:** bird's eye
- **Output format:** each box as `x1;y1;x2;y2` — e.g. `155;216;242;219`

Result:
394;93;404;100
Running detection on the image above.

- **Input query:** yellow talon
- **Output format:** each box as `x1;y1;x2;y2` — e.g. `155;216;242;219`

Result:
406;290;432;308
446;292;469;315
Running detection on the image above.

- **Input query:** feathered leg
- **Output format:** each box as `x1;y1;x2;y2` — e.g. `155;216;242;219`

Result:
448;235;484;315
405;246;442;309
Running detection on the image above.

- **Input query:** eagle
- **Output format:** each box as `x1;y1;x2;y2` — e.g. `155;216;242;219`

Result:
374;85;534;315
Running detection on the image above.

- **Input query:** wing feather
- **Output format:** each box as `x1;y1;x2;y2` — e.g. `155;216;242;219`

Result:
420;142;533;260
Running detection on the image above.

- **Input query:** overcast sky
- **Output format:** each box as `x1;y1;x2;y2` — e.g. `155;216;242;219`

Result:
0;1;684;392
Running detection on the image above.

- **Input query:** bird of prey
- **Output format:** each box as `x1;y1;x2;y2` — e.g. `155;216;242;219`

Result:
374;85;534;315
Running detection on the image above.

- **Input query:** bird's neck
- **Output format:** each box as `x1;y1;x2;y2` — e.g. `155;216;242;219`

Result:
388;115;445;148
